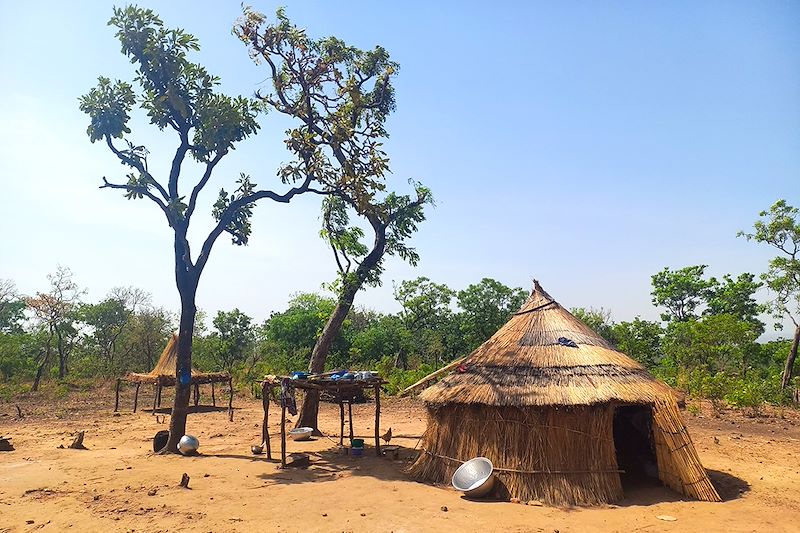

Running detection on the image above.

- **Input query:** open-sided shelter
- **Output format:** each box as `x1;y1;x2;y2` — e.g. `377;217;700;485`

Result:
408;281;720;506
115;334;233;419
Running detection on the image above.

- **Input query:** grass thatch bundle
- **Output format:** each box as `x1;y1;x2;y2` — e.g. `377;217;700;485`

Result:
408;281;720;505
124;334;229;386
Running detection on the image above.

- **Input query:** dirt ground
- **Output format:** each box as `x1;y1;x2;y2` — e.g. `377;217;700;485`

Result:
1;385;799;533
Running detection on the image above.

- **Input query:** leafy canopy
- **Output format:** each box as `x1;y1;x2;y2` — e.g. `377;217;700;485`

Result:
740;199;800;328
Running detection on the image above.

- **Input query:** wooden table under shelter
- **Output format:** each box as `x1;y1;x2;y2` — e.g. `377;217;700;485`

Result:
260;374;386;468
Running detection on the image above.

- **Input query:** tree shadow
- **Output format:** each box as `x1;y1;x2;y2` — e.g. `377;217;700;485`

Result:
256;443;421;486
146;405;232;415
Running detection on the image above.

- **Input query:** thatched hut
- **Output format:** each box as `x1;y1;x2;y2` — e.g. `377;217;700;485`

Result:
407;281;720;506
115;334;233;417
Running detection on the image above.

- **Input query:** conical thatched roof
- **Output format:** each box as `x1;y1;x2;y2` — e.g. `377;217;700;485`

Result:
419;281;674;407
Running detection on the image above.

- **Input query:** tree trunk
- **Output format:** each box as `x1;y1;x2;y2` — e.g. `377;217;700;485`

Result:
56;327;67;379
32;329;55;392
295;211;390;432
295;286;358;431
780;325;800;389
32;348;49;392
161;233;199;454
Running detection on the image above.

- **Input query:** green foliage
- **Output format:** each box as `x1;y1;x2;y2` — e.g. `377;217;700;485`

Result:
651;265;713;322
740;200;800;331
704;273;764;333
208;308;255;371
611;318;664;368
394;277;455;331
457;278;527;351
374;356;435;395
235;6;399;205
571;307;615;343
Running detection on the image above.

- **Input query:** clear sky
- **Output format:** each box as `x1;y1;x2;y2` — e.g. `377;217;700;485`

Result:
1;1;798;335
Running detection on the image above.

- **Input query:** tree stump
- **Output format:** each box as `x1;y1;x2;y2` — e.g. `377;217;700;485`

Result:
68;431;88;450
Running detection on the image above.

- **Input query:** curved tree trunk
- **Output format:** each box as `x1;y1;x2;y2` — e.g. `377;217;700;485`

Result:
780;325;800;389
295;288;357;432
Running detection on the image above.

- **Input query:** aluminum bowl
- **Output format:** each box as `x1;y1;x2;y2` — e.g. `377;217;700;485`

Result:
177;434;200;456
452;457;495;498
289;427;314;441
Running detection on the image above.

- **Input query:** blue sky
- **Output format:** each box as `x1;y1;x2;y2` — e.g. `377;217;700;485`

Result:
1;1;798;335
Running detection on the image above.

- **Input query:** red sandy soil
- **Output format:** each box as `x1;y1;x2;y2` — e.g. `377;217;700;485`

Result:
1;386;799;532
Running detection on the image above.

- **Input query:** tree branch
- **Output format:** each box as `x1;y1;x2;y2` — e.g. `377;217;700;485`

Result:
100;177;174;226
186;151;226;221
168;132;190;199
105;137;169;202
193;173;317;274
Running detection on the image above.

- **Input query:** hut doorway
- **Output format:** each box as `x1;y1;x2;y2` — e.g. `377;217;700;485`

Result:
613;405;660;490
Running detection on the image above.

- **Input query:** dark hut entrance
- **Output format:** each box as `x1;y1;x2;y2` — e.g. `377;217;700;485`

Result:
613;405;660;491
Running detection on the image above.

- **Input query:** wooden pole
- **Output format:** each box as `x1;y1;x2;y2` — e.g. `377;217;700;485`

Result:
261;381;271;459
374;384;381;456
152;383;158;415
193;383;200;407
348;400;354;442
280;401;287;468
399;356;467;397
114;379;121;412
133;383;141;412
228;378;234;422
211;382;216;407
338;395;345;446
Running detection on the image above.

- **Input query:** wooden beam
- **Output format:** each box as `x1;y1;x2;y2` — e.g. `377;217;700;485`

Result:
261;381;271;459
133;383;141;412
227;378;234;422
339;397;345;446
374;384;381;456
280;402;287;468
114;379;121;412
399;357;467;397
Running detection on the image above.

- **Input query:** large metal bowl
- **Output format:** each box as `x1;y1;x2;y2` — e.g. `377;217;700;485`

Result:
452;457;495;498
289;427;314;441
177;434;200;456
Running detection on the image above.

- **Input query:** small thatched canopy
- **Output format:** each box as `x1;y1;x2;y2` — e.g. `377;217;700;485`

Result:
124;334;230;386
408;281;720;505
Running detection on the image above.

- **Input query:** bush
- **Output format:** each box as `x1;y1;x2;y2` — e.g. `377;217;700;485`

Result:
374;356;435;395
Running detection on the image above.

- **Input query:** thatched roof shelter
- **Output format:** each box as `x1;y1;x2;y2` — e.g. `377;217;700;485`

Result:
116;334;232;417
124;334;230;386
408;281;720;505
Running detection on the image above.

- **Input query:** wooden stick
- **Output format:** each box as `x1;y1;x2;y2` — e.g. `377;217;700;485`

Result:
211;382;216;407
114;379;121;412
261;381;271;459
228;378;234;422
374;384;381;456
193;383;200;407
280;402;287;468
152;383;158;415
157;384;162;408
399;356;467;397
133;383;141;412
339;397;345;446
348;400;354;442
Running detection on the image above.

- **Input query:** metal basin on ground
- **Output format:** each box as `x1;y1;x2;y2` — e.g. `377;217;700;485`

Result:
452;457;495;498
289;427;314;441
